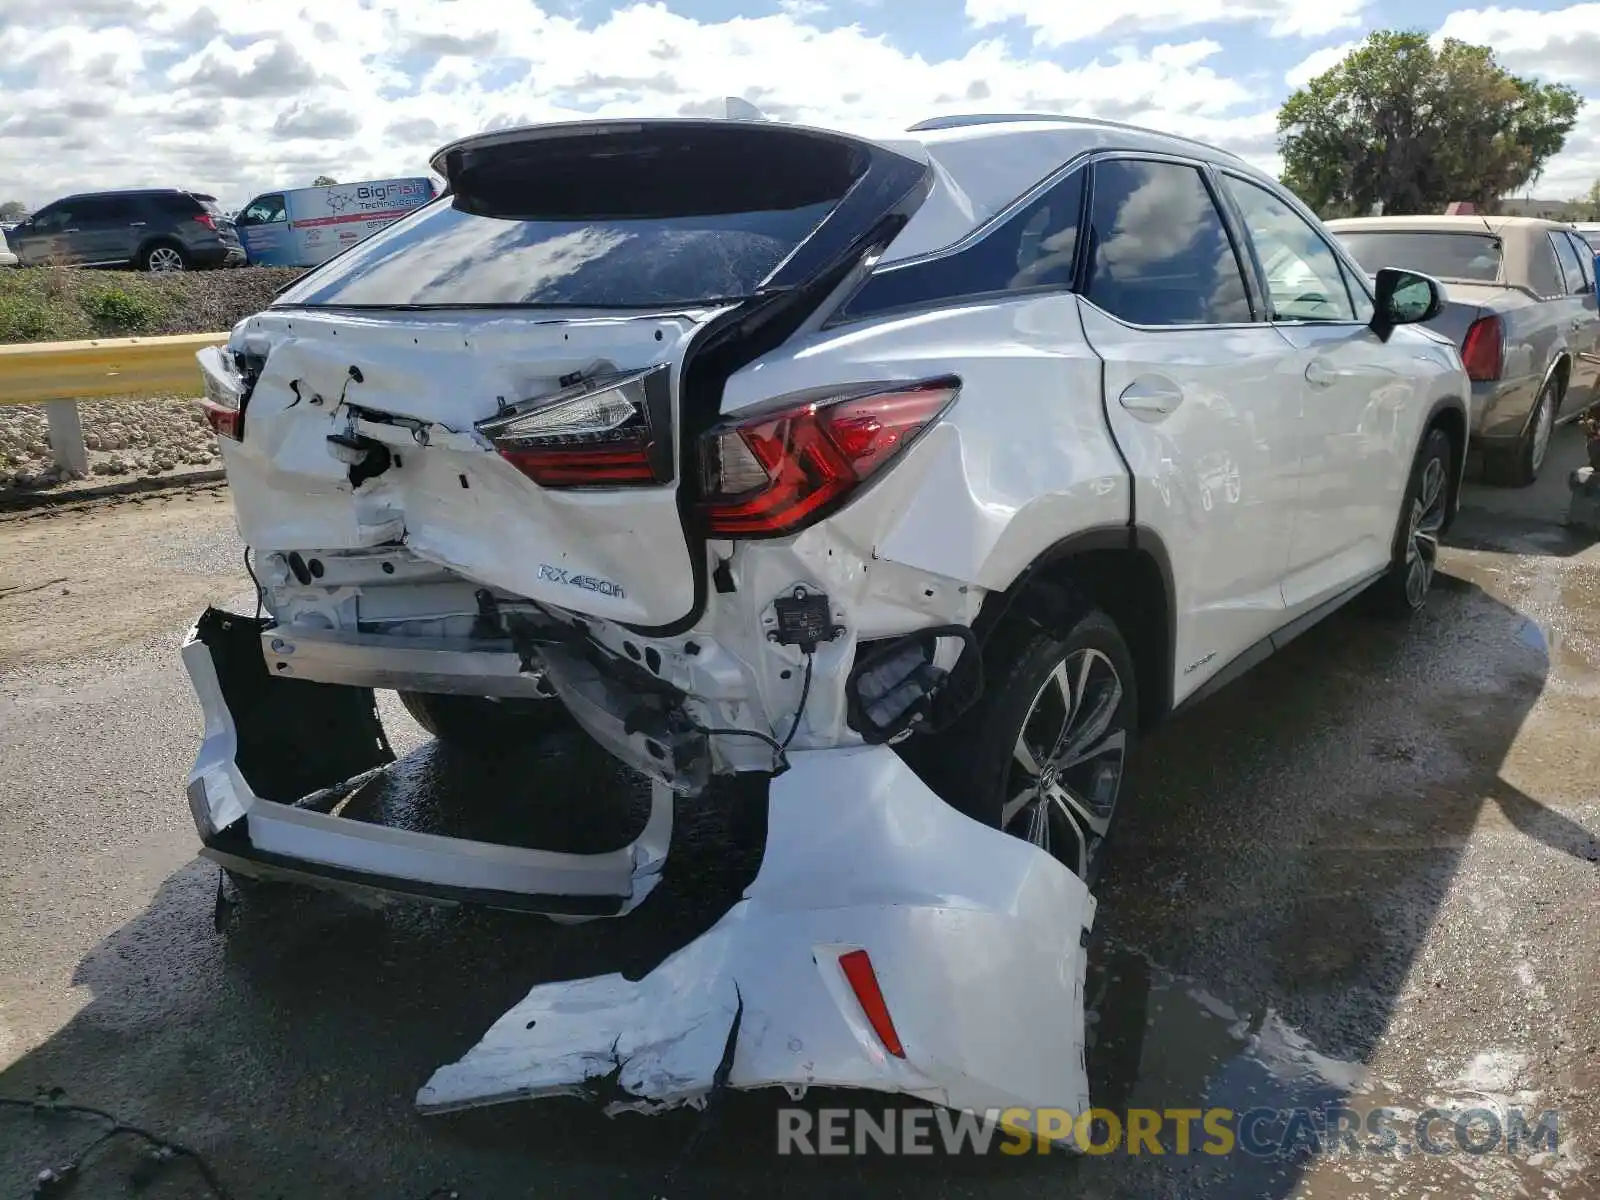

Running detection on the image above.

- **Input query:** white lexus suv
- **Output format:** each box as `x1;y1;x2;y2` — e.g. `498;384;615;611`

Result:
183;114;1467;1128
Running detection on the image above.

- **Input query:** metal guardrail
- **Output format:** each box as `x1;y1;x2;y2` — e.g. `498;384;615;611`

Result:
0;332;226;475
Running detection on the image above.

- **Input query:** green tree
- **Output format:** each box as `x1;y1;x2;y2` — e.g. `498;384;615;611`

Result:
0;200;27;221
312;175;338;187
1278;31;1582;217
1568;179;1600;221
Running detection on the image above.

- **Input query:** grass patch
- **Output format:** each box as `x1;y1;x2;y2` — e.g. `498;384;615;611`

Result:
0;266;303;344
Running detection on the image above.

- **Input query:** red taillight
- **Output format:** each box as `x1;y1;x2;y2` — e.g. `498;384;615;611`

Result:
699;378;958;537
497;441;655;485
479;366;671;489
1461;315;1503;382
193;213;217;230
201;398;241;440
838;949;905;1058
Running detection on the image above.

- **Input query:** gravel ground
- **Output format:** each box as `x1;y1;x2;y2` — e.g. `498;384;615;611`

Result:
0;397;222;489
1;266;305;493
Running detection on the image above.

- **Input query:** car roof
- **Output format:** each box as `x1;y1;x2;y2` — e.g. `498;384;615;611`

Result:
1324;214;1570;233
52;188;210;203
430;113;1269;264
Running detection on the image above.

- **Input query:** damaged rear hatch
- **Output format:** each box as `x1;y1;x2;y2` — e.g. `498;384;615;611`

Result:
203;119;930;631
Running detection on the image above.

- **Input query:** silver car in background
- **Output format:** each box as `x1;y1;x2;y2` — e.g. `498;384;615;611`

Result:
1329;215;1600;485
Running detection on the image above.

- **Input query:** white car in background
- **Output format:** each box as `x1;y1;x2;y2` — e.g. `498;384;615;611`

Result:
182;113;1468;1132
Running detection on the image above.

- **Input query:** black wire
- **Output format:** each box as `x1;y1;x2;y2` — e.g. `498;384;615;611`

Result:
241;546;263;623
779;652;814;753
0;1095;233;1199
695;726;786;755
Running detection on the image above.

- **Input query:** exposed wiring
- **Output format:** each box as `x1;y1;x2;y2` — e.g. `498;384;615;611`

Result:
695;652;815;776
779;652;814;753
0;1093;232;1199
242;546;263;623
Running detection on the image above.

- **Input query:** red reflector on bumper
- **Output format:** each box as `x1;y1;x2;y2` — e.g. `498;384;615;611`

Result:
838;948;906;1058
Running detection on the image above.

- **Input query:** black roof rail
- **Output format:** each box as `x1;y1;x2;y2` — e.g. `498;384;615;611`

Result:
905;112;1241;160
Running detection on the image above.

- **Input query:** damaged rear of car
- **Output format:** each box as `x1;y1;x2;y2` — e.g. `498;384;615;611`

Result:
183;115;1122;1135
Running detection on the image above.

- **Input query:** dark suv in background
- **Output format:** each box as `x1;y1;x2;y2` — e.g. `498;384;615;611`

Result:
7;189;245;271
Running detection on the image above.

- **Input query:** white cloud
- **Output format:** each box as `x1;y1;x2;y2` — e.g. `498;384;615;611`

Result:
0;1;1271;209
964;0;1369;47
1438;5;1600;88
1284;40;1362;88
0;0;1595;212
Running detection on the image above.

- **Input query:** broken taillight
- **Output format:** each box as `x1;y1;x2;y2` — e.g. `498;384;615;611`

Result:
699;378;959;537
193;212;217;230
1461;315;1504;382
196;345;259;441
478;365;673;488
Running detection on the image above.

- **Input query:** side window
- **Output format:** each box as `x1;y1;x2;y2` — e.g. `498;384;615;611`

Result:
1566;234;1597;294
30;205;62;230
1221;175;1356;322
1338;258;1375;322
1551;232;1589;296
238;195;287;226
1528;236;1564;298
72;197;118;223
1082;159;1253;327
840;167;1084;318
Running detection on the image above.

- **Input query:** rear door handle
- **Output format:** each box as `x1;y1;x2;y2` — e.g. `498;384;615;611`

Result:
128;222;146;227
1305;359;1337;387
1118;379;1183;417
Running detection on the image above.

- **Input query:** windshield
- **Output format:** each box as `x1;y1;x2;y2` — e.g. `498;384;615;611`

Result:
1333;231;1502;282
274;199;837;308
275;126;867;309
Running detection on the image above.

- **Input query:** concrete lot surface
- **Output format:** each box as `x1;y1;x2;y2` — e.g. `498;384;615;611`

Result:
1;432;1597;1198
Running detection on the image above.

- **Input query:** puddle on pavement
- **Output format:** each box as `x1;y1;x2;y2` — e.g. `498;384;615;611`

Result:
1084;942;1588;1195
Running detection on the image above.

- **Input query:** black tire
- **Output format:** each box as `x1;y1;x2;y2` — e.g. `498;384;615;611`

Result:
914;599;1139;886
1375;426;1453;615
1482;378;1557;488
138;240;189;272
398;690;571;751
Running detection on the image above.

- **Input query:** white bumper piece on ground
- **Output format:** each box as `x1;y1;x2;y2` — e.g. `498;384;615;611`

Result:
417;746;1096;1129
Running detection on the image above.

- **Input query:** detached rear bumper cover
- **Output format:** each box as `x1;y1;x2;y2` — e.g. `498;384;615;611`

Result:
182;608;670;916
417;746;1095;1126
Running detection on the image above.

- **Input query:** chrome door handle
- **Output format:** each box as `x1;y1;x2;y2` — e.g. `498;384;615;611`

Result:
1305;359;1337;387
1118;380;1183;417
62;228;79;233
128;222;146;227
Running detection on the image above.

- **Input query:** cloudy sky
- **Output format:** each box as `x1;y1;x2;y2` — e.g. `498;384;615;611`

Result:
0;0;1596;211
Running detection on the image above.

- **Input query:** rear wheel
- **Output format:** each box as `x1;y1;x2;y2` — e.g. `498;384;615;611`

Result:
916;600;1138;886
1483;378;1557;487
140;241;188;272
398;690;571;751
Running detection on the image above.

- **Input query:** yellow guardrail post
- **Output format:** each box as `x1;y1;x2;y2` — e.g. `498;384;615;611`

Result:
0;332;228;474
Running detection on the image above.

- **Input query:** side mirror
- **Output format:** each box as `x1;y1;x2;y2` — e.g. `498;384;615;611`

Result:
1371;267;1445;341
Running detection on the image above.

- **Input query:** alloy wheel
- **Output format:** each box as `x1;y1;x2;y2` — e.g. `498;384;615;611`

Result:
147;246;185;272
1000;647;1128;879
1404;454;1448;608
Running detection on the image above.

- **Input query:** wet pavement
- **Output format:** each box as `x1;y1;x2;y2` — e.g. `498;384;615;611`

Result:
1;433;1598;1198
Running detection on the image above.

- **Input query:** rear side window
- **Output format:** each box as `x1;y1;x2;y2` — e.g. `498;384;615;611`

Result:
147;193;202;217
839;167;1085;319
1528;235;1564;297
1083;159;1253;326
1335;232;1502;283
1551;232;1589;295
1565;233;1596;292
278;128;866;308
